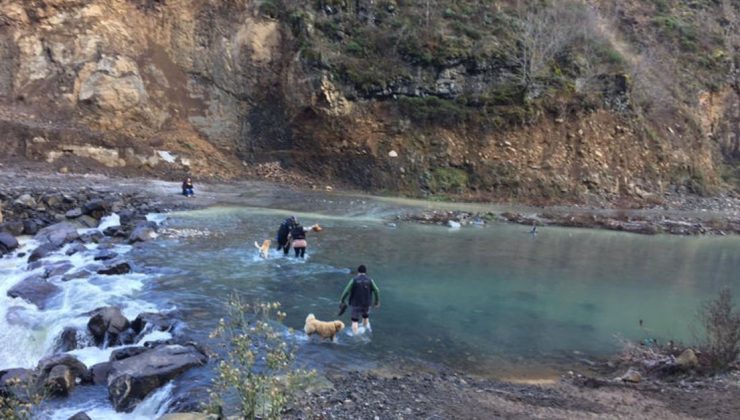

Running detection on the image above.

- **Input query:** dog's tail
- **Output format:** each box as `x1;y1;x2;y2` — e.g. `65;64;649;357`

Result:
254;241;261;249
304;313;316;335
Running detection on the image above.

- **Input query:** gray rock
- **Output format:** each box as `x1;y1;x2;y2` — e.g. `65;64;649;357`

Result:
110;347;149;361
34;222;80;248
28;243;58;262
0;368;33;397
37;354;89;383
82;199;110;219
97;261;131;275
108;344;208;412
65;208;83;219
89;362;113;386
56;327;79;352
67;412;92;420
0;231;19;253
47;261;74;278
14;194;36;208
7;275;62;309
77;215;99;228
87;307;130;346
65;243;88;256
22;219;41;235
46;364;75;396
1;221;25;236
94;250;118;261
132;312;179;336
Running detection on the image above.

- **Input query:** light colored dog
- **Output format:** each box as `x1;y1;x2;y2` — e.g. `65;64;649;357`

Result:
304;313;344;341
254;239;271;258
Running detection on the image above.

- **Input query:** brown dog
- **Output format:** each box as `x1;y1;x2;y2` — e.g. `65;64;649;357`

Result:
304;313;344;341
254;239;271;258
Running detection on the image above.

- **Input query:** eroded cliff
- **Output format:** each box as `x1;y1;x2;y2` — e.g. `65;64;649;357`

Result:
0;0;738;204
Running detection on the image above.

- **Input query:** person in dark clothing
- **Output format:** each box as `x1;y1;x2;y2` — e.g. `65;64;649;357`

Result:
275;216;297;256
290;222;308;258
339;264;380;335
182;177;194;197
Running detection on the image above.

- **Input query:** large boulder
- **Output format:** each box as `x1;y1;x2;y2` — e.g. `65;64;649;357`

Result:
0;368;33;391
45;364;75;396
108;344;208;412
68;412;92;420
110;347;149;361
34;222;80;248
0;231;19;256
87;307;130;346
97;261;131;275
89;362;113;386
36;354;89;384
7;275;62;309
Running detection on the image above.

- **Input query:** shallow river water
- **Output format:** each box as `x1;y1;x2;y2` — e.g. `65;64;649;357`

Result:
1;192;739;418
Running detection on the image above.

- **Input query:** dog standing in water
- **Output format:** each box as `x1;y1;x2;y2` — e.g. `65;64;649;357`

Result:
304;314;344;341
254;239;271;259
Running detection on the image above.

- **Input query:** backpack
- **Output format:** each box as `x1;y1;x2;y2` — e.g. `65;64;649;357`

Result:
350;274;372;307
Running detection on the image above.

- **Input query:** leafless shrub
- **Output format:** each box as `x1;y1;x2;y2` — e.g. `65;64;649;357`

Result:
699;288;740;370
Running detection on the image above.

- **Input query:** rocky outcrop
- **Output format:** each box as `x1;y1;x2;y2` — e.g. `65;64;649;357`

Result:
36;354;89;385
7;274;62;309
107;344;208;412
87;307;131;346
97;261;132;275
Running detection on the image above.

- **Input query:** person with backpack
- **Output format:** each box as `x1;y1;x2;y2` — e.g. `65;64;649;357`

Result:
275;216;297;256
290;221;309;258
339;264;380;335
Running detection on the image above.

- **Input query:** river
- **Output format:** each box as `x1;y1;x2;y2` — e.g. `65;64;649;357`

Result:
1;192;738;418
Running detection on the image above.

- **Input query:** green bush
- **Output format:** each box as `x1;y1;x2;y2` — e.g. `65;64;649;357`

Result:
208;296;314;419
398;96;469;126
428;167;469;193
259;0;279;18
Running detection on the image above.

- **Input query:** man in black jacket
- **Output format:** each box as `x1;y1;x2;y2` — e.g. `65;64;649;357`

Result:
339;264;380;335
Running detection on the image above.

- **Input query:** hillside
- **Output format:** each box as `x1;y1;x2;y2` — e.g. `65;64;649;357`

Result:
0;0;738;205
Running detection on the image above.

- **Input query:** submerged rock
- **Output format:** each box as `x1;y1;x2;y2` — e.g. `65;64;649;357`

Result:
87;307;131;346
28;242;58;262
97;261;131;275
56;327;79;352
128;223;157;244
108;344;208;412
7;274;62;309
131;312;179;335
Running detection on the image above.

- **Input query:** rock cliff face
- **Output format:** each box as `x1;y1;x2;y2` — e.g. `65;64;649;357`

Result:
0;0;737;203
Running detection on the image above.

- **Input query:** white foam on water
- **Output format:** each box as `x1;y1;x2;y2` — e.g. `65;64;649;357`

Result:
67;330;174;367
98;213;121;231
0;239;159;370
146;213;168;226
48;381;175;420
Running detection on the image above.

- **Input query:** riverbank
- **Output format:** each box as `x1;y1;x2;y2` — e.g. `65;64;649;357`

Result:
1;168;739;418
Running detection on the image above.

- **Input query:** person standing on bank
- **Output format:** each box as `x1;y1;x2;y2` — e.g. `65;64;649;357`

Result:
182;177;194;197
339;265;380;335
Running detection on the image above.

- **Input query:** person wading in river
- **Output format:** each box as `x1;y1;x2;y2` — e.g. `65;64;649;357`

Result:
339;264;380;335
275;216;297;256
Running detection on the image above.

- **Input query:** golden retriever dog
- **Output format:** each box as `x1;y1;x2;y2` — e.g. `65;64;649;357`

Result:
309;224;323;232
304;313;344;341
254;239;271;258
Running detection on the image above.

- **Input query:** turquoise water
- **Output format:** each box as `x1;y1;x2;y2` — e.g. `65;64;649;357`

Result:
133;205;740;377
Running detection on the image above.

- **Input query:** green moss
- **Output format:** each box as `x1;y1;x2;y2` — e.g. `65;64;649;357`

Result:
428;167;470;193
397;96;469;126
